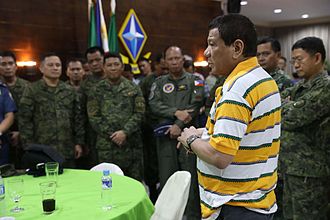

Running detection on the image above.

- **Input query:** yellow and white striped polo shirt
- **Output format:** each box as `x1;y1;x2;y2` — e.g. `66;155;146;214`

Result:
198;57;281;220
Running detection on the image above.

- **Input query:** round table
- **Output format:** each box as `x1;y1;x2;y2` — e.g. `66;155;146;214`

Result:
0;169;154;220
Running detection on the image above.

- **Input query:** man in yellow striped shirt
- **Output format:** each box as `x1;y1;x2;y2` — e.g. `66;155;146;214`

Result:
178;14;280;220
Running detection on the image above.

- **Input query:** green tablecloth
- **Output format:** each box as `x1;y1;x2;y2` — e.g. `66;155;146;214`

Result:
0;169;154;219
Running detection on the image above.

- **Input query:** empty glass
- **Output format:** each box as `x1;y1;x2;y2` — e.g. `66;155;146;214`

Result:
7;178;24;213
45;162;59;186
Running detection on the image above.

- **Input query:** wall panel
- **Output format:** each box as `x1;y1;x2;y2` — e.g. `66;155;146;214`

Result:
0;0;221;65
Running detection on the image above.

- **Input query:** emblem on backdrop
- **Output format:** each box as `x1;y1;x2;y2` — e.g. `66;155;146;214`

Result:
118;9;148;63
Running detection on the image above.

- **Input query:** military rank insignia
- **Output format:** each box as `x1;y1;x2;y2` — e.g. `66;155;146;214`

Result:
178;84;187;91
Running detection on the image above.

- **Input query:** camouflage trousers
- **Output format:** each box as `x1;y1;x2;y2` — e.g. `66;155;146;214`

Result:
283;174;329;220
97;148;143;181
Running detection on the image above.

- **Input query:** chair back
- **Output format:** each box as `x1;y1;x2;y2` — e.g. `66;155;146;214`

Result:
150;171;191;220
90;162;124;176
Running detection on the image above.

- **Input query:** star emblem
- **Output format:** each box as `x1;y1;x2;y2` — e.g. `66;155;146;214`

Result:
119;9;147;63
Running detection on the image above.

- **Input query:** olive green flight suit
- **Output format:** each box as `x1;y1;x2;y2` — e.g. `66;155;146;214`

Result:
149;72;204;220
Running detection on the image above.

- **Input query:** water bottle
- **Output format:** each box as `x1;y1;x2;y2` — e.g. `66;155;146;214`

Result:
0;171;5;200
101;170;112;210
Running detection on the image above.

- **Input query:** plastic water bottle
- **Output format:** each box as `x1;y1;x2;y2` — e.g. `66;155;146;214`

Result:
0;171;5;200
101;170;112;210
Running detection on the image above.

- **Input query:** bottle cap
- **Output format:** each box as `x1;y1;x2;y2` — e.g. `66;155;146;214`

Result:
103;170;110;176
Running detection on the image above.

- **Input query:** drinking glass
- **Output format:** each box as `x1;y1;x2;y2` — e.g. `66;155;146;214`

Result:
7;178;24;213
45;162;59;186
39;181;57;214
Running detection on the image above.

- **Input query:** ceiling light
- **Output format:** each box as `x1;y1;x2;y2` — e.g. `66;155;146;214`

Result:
274;9;282;14
194;61;208;67
240;1;248;6
301;14;309;18
17;61;37;67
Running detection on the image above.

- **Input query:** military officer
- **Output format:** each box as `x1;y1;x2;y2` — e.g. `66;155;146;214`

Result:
139;54;166;203
257;36;293;92
66;58;85;91
87;52;145;181
78;46;105;168
149;46;204;220
281;37;330;220
19;53;84;168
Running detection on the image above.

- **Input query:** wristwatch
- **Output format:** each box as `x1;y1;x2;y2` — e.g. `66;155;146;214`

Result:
185;135;200;153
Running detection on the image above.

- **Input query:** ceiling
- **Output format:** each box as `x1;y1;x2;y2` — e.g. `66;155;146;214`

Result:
214;0;330;27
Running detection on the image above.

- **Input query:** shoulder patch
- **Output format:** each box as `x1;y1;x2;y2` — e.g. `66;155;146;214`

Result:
194;79;204;87
149;83;157;100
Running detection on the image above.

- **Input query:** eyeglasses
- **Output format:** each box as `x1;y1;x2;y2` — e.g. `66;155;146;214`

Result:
289;57;305;65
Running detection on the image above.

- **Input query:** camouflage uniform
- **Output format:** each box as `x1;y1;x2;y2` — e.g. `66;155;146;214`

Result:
149;72;204;220
19;79;84;163
78;74;104;167
8;77;29;110
269;68;293;220
139;73;159;202
87;77;145;181
66;80;80;91
280;72;330;220
270;68;293;93
7;77;29;167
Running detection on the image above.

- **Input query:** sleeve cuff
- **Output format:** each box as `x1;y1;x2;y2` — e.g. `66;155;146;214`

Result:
174;120;185;129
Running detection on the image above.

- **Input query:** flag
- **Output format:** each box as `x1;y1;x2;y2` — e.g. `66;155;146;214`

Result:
88;0;109;51
88;0;97;47
96;0;109;52
194;79;204;87
108;0;119;53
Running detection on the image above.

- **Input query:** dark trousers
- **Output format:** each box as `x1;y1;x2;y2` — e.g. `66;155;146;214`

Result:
156;136;201;220
142;124;159;203
216;205;274;220
273;175;283;220
0;142;9;166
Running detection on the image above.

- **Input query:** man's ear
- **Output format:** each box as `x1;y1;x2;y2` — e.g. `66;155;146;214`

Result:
232;39;244;59
276;52;281;59
314;52;322;65
39;64;44;75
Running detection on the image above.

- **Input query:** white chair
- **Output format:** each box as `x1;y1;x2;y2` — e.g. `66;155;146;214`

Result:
150;171;191;220
90;162;124;176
